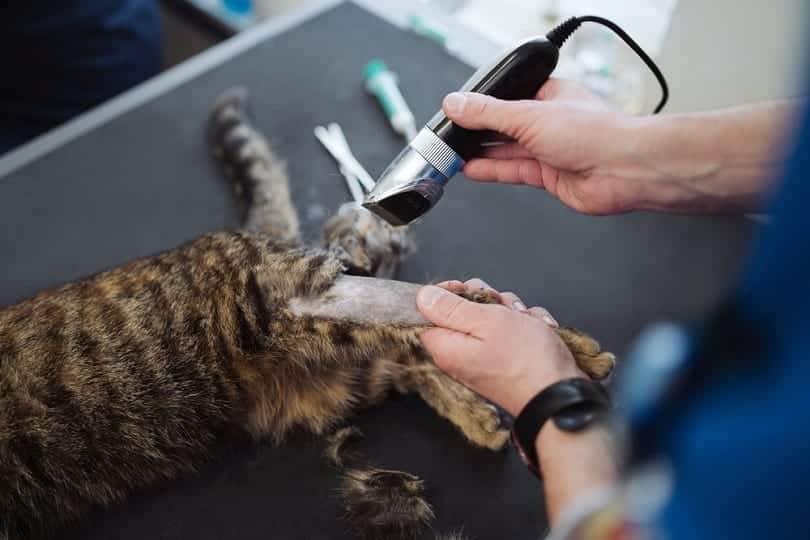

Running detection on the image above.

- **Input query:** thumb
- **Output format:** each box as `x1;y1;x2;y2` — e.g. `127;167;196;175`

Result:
416;285;498;336
442;92;539;140
419;328;481;380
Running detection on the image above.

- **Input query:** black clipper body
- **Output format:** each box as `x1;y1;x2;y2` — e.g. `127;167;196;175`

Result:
363;37;560;226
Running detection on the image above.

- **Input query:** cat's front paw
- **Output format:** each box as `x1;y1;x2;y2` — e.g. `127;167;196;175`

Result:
454;401;511;452
323;203;414;278
340;468;434;540
555;327;616;380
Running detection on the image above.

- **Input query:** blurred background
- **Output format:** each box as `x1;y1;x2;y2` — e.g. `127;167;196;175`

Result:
1;0;803;157
165;0;806;113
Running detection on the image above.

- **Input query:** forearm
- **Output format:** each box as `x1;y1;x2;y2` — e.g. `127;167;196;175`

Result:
625;101;798;213
536;423;619;526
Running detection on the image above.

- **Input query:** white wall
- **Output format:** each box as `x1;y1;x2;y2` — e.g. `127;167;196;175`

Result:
655;0;806;112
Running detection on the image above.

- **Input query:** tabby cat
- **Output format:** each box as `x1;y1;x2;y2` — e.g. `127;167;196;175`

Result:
0;88;615;539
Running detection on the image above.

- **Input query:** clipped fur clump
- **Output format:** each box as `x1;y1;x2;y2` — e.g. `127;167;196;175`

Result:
325;427;472;540
340;468;434;540
326;427;436;540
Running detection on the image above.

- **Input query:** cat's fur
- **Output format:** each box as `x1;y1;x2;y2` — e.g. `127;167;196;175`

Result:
0;89;615;539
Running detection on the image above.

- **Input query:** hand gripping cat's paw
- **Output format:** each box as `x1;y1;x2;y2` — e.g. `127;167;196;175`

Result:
449;281;617;380
340;468;434;540
323;203;415;278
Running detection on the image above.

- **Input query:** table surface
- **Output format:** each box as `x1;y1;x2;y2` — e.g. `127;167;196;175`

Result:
0;1;755;538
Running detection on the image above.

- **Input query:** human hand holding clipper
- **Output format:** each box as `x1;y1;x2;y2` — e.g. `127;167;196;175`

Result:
363;15;669;225
444;81;794;215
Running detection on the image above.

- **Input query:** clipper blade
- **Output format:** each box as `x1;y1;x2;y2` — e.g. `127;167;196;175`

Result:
363;128;463;226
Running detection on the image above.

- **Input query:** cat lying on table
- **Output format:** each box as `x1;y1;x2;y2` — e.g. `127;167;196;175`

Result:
0;88;614;540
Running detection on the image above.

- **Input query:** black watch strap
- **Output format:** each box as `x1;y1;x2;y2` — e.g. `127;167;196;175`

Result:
511;378;611;477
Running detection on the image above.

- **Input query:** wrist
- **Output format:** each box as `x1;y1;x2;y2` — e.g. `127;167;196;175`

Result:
619;105;789;214
635;114;731;212
511;378;611;480
535;422;619;523
535;416;612;452
509;363;585;417
603;114;721;213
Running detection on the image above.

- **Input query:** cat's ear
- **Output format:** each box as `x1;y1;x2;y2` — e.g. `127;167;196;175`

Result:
288;276;428;327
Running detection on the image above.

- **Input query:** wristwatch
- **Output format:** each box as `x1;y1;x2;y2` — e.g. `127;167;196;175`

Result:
511;378;611;478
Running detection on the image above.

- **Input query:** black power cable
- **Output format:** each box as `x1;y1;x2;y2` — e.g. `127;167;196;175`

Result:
547;16;669;114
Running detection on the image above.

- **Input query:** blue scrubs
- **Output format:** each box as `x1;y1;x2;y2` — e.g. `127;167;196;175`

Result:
0;1;161;153
660;102;810;538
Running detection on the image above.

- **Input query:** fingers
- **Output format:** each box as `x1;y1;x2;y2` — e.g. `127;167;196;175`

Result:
528;306;559;327
536;78;600;103
438;277;498;294
480;143;534;160
537;78;576;100
427;281;553;328
419;328;481;376
499;291;527;312
416;285;504;336
442;92;539;139
463;277;493;291
436;280;466;293
463;158;545;186
436;279;493;294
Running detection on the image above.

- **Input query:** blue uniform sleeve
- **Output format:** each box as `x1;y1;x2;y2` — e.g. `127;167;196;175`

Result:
660;101;810;539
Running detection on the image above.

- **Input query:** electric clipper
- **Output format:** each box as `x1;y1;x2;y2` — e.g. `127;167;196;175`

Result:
363;37;559;226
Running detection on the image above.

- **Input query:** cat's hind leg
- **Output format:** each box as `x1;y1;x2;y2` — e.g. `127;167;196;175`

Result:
393;287;508;452
208;87;301;244
403;360;511;452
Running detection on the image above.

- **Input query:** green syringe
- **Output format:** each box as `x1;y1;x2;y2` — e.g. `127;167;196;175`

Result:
363;59;418;142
